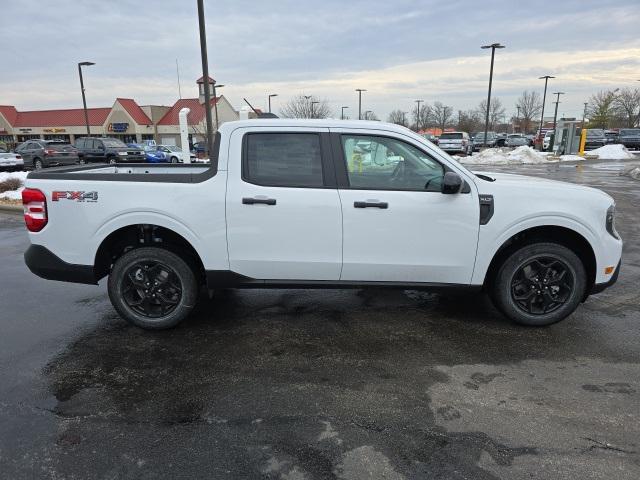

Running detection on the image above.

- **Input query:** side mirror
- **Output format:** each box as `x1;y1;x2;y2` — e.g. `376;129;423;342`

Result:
442;171;463;194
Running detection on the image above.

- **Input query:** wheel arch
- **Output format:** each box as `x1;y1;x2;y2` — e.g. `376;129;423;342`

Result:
93;223;206;284
483;225;597;295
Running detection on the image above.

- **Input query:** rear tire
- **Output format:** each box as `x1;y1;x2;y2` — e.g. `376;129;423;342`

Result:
108;247;198;330
171;156;179;163
491;242;586;326
34;158;43;170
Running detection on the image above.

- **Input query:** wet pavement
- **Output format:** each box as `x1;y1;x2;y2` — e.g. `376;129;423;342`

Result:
1;160;639;479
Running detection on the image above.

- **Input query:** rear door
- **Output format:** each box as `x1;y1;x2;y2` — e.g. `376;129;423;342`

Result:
226;127;343;280
331;129;480;284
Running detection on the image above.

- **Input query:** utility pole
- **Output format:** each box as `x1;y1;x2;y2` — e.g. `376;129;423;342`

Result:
356;89;366;120
341;106;349;120
197;0;214;159
550;92;565;151
415;99;423;131
538;75;555;145
78;61;95;136
481;43;505;147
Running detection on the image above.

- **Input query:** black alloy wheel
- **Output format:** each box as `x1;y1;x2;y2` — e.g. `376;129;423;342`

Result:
121;261;183;318
510;256;574;315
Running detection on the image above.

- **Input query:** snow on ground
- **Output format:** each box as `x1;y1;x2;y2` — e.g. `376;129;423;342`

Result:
625;167;640;180
457;146;584;165
587;144;636;160
0;171;28;183
0;187;24;200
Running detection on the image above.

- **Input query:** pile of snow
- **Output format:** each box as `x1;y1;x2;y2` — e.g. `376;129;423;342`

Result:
458;146;583;165
0;171;28;183
624;167;640;180
0;171;28;201
587;144;636;160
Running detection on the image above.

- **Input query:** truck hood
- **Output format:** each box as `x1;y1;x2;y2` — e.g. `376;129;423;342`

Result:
472;171;614;203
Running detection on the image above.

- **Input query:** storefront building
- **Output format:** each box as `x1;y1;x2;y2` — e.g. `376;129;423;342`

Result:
0;77;239;149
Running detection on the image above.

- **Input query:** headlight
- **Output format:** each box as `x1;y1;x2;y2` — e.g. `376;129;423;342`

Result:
606;205;619;239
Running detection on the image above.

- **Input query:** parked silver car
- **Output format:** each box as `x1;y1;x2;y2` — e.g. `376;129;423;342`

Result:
506;134;528;148
0;150;24;171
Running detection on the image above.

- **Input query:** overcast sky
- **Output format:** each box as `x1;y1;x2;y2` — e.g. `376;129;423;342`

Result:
1;0;639;120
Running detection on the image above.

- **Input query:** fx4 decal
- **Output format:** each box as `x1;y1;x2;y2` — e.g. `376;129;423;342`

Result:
52;191;99;202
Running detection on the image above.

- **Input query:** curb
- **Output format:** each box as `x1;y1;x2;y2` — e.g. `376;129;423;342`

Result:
0;203;22;215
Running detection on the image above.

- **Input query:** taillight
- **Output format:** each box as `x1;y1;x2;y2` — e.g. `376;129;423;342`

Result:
44;148;56;156
22;188;48;232
16;155;22;159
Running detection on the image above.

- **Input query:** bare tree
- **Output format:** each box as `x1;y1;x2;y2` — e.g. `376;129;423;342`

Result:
387;110;407;126
432;101;453;131
515;90;542;134
614;88;640;128
279;94;332;119
477;98;506;130
587;90;619;129
362;111;379;121
411;103;432;131
456;109;483;133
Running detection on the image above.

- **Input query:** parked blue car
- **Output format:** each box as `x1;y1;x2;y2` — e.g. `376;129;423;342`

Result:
127;143;167;163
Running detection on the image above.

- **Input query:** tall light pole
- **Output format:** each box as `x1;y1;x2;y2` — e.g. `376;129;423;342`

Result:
538;75;555;144
550;92;565;151
197;0;214;158
581;102;588;129
268;93;278;113
515;105;521;133
356;89;366;120
78;61;95;136
311;101;319;118
481;43;505;146
341;106;349;120
415;99;423;131
212;83;224;130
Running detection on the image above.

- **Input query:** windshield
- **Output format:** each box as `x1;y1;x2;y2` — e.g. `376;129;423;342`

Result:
619;129;640;136
101;138;127;148
473;132;495;139
587;129;605;137
440;133;463;139
163;145;181;152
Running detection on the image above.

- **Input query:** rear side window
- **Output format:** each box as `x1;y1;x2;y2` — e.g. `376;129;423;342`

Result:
76;138;86;148
243;133;324;187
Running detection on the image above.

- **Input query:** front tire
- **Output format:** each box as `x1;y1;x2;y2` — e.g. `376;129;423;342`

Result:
108;157;117;165
170;156;179;164
491;242;586;326
108;247;198;329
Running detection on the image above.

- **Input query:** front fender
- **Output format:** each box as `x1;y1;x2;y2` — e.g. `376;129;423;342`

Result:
471;214;600;285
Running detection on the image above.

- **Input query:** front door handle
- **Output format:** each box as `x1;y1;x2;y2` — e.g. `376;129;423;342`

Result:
242;197;276;205
354;201;388;209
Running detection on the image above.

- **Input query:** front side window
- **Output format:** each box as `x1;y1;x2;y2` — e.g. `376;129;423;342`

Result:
244;133;324;187
341;135;445;191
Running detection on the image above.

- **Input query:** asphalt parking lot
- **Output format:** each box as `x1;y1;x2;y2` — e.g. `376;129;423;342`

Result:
0;161;639;479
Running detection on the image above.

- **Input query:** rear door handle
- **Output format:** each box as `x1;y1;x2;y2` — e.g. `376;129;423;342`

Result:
242;197;276;205
354;201;388;209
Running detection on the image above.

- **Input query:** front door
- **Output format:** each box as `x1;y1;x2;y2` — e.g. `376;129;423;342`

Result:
332;130;480;285
226;128;342;280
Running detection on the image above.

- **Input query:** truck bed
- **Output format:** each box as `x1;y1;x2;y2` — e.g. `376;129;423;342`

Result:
27;163;215;183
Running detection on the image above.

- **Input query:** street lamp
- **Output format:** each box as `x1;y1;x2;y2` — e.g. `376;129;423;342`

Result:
78;61;95;136
538;75;555;143
212;83;224;130
197;0;215;158
550;92;565;151
415;99;423;131
268;93;278;113
310;101;319;118
356;89;367;120
481;43;505;147
341;106;349;120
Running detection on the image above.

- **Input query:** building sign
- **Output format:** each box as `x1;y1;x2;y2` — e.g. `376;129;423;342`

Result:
19;128;32;132
43;128;66;133
108;122;129;133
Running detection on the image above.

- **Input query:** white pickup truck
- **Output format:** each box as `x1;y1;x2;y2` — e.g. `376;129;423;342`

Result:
22;120;622;329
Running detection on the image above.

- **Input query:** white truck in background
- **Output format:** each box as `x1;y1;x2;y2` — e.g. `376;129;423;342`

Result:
22;119;621;329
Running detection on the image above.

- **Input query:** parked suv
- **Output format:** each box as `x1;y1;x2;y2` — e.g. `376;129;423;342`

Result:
584;129;607;151
14;139;79;170
617;129;640;150
438;131;472;156
472;131;497;150
74;137;144;164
